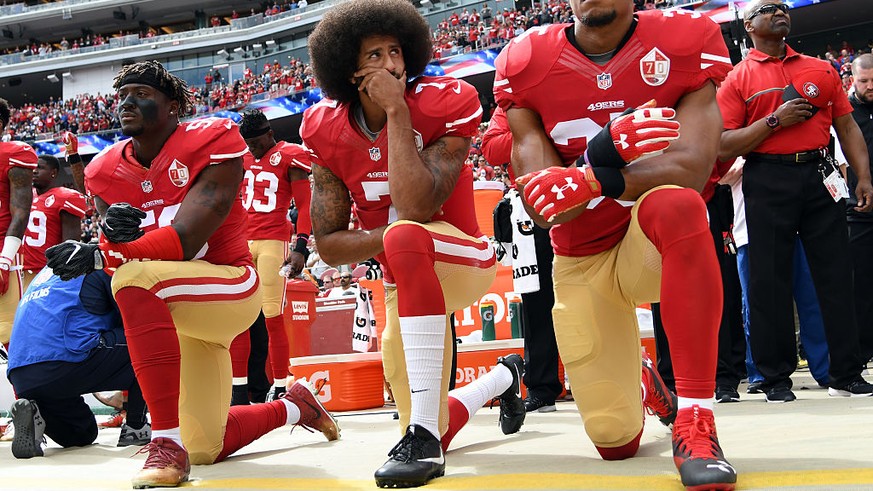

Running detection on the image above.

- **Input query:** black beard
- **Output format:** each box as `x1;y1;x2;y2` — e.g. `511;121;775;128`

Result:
121;125;144;137
579;9;617;28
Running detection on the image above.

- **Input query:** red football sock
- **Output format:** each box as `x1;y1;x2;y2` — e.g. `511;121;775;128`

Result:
638;188;721;399
229;331;251;379
440;396;470;452
383;223;444;316
215;401;287;462
265;315;290;381
595;429;642;460
115;287;181;431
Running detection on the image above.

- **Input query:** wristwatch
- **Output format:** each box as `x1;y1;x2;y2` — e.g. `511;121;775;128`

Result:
765;113;780;129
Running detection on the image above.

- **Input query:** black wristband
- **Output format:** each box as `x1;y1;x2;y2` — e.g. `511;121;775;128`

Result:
580;123;628;169
592;167;625;199
293;234;310;259
67;153;82;164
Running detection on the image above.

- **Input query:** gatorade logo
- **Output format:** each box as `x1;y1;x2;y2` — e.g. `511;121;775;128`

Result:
456;365;495;384
482;310;494;322
309;370;332;403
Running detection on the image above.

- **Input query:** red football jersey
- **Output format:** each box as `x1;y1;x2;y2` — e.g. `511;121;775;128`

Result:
85;118;252;267
22;186;87;270
301;76;483;279
0;141;38;236
242;141;312;240
494;10;732;256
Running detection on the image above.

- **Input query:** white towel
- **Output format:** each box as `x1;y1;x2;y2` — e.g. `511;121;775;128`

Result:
509;190;540;294
351;284;377;352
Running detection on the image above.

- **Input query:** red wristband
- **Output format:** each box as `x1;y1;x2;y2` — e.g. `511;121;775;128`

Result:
99;226;184;270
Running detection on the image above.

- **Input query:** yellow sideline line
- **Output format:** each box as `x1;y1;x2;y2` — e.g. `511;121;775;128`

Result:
4;469;873;490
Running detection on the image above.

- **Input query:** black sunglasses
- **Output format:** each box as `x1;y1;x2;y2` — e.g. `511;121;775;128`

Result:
340;275;351;279
748;3;789;20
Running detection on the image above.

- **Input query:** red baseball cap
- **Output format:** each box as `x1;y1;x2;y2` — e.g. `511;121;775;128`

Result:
783;66;838;109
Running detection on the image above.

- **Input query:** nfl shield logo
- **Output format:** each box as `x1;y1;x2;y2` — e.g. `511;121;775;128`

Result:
640;47;671;86
168;160;190;187
141;180;153;193
369;147;381;161
597;72;612;90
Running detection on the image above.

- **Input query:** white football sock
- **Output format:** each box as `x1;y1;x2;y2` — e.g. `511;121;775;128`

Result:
279;398;301;425
152;427;183;448
232;377;247;385
400;314;446;439
273;377;288;391
449;362;513;417
678;397;713;411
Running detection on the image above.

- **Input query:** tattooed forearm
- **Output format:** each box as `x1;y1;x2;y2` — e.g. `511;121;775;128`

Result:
6;167;33;238
420;136;469;206
310;163;385;265
311;163;352;238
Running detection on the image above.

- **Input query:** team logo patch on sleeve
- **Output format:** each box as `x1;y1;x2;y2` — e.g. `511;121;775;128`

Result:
45;195;55;207
270;152;282;166
640;48;670;87
168;160;190;187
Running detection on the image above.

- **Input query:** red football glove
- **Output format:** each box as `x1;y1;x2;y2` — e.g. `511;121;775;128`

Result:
517;166;602;223
585;104;680;168
62;131;79;156
0;257;11;295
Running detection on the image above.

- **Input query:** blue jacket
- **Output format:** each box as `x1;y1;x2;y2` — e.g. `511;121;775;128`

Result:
7;268;121;371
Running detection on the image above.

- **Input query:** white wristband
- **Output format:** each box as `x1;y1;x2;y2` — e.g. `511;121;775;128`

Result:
1;236;21;262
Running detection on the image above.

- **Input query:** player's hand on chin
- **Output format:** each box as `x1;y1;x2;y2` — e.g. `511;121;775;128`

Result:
356;69;407;111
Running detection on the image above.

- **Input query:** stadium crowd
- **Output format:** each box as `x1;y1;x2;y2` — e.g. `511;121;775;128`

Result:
3;0;721;141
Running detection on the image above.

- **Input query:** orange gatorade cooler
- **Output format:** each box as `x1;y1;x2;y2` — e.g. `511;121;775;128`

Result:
290;352;385;412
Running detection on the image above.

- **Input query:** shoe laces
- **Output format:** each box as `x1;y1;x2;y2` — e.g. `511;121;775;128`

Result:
135;441;183;469
677;406;719;459
643;372;673;419
289;380;326;436
387;430;424;463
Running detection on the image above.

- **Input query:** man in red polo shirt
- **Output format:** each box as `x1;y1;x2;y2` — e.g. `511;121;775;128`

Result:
717;0;873;402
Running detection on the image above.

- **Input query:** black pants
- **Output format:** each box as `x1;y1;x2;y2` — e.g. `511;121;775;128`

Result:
8;341;144;448
849;220;873;364
521;224;562;402
653;186;745;391
744;157;863;390
247;311;271;403
709;186;746;389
